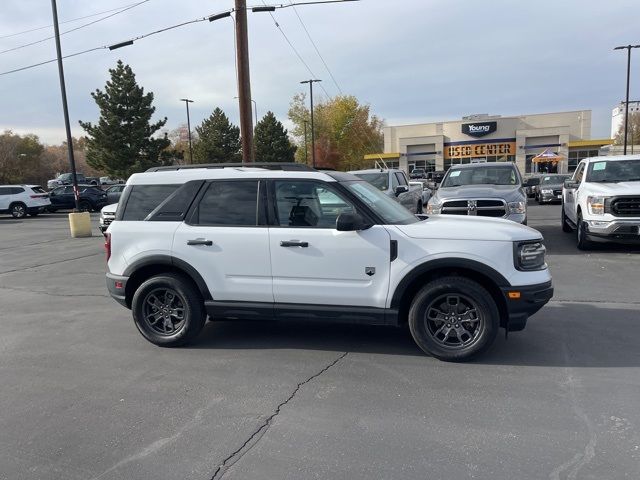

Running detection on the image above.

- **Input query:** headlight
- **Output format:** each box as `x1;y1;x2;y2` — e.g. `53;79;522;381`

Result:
426;202;442;214
587;196;605;215
508;201;526;214
541;189;552;194
513;240;546;271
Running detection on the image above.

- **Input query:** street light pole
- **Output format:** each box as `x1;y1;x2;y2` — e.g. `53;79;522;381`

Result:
300;79;321;168
180;98;194;164
50;0;80;211
303;120;309;165
614;44;640;155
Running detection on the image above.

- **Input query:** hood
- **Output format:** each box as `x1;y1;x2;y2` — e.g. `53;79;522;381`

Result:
397;215;541;242
539;182;565;189
585;180;640;195
101;203;118;214
434;184;523;202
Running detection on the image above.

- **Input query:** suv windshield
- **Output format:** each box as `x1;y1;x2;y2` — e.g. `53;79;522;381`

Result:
540;175;569;185
353;173;388;191
441;165;518;187
344;181;418;225
586;159;640;182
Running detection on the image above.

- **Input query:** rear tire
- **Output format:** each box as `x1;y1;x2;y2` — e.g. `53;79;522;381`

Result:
408;276;499;362
132;273;206;347
78;200;92;212
561;207;572;233
10;202;27;219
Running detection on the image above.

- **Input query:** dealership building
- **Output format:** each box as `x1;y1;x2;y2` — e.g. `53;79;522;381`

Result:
366;110;613;175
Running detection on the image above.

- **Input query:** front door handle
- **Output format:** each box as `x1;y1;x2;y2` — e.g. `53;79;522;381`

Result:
280;240;309;248
187;239;213;246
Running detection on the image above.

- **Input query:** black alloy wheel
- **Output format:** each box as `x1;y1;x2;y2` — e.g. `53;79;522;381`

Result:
10;203;27;219
408;276;498;362
132;273;205;347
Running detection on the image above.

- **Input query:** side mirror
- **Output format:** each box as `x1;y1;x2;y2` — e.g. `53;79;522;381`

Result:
394;185;409;196
564;179;578;189
336;212;369;231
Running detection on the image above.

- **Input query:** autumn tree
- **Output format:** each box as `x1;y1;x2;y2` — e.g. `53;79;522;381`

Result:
79;60;170;178
0;131;44;184
254;111;297;162
614;112;640;146
192;108;241;163
288;93;383;170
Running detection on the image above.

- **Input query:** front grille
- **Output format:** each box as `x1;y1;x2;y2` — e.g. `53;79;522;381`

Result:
442;199;507;217
553;189;562;196
607;197;640;217
102;215;115;226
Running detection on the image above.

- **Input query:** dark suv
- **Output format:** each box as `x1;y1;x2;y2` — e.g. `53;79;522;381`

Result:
48;185;108;212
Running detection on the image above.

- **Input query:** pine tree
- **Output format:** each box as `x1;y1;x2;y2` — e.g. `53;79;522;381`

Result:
254;111;297;163
192;108;241;163
79;60;170;178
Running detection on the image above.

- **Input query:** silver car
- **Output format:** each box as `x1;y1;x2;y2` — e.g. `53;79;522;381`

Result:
426;163;528;224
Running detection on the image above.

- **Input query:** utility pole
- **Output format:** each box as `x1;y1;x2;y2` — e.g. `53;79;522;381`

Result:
303;120;309;165
614;44;640;155
235;0;254;163
300;79;321;168
50;0;80;211
180;98;194;164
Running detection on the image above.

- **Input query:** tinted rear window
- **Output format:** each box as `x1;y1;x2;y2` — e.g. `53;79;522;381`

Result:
11;187;25;194
121;184;180;221
148;181;203;222
190;181;258;226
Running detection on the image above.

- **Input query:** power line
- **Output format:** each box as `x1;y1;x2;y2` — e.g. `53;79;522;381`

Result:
0;2;145;40
0;0;151;56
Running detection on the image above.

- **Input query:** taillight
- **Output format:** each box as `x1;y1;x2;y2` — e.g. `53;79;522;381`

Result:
105;232;111;261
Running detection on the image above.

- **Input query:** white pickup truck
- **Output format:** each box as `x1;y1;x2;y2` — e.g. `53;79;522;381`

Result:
562;155;640;249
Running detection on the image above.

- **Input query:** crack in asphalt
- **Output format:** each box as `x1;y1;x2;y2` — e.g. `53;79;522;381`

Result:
209;352;348;480
0;252;102;275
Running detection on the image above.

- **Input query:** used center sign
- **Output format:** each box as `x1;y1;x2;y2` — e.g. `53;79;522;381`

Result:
445;142;516;159
462;121;497;137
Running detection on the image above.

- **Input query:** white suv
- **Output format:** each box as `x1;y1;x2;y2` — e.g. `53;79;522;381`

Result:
561;155;640;249
0;185;51;218
105;164;553;362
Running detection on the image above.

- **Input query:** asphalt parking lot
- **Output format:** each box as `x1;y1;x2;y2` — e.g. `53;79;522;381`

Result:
1;205;639;480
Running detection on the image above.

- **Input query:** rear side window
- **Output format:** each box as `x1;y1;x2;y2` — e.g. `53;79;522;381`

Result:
147;181;203;222
121;184;179;221
191;181;258;226
0;187;11;195
11;187;25;194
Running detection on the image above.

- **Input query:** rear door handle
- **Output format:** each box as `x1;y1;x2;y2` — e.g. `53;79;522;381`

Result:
280;240;309;248
187;239;213;246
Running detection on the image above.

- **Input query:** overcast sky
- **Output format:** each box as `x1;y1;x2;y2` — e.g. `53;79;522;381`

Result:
0;0;638;145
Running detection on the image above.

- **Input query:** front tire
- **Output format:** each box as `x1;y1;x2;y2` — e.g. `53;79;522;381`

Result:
576;212;591;250
561;207;572;233
10;202;27;218
408;276;499;362
416;201;423;214
132;273;206;347
78;200;92;212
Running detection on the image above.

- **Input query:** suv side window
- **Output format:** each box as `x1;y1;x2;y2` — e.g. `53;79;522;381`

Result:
121;184;179;221
391;173;399;189
191;180;259;226
395;172;408;186
573;162;585;183
11;187;25;194
274;180;355;228
0;187;11;195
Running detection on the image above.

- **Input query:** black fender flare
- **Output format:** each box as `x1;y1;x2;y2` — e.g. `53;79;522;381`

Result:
123;255;212;301
390;258;510;309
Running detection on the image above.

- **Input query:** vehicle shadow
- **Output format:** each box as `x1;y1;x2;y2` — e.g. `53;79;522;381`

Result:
192;302;640;368
535;222;640;255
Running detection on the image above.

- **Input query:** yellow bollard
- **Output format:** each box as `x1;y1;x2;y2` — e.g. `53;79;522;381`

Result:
68;212;92;238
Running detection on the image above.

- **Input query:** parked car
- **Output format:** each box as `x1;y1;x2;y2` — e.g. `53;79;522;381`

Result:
349;168;425;213
536;174;570;204
426;162;528;224
425;170;446;190
561;155;640;249
105;184;126;204
409;168;426;179
99;203;117;234
0;185;50;218
48;185;108;212
47;172;92;189
409;180;432;205
105;163;552;362
523;175;541;198
100;177;124;186
85;176;100;186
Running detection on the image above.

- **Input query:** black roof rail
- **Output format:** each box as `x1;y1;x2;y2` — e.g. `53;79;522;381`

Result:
145;162;315;172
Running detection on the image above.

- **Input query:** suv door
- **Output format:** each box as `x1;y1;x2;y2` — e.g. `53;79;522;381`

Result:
172;180;273;303
564;162;584;222
268;179;391;309
0;187;11;210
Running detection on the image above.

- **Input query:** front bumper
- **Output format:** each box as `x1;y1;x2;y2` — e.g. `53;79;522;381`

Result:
106;272;129;308
500;281;553;331
539;192;563;203
584;219;640;242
